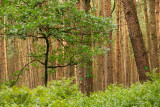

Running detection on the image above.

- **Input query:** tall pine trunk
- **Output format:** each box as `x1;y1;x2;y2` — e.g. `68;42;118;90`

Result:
156;0;160;72
125;20;131;87
3;16;8;81
104;0;113;87
144;0;151;68
82;0;93;96
116;0;122;84
149;0;159;72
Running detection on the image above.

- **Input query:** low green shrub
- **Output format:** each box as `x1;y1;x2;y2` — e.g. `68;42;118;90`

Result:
0;77;160;107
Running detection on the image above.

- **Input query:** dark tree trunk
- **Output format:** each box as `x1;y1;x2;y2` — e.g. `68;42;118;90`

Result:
122;0;150;82
44;36;49;86
82;0;93;96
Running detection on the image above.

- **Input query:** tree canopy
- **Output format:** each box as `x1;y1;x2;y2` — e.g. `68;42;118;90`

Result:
0;0;113;86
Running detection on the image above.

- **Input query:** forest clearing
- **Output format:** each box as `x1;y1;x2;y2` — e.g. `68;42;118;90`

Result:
0;0;160;106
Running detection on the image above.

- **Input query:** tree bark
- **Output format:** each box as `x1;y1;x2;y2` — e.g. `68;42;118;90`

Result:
99;0;104;16
97;0;104;91
156;0;160;72
44;36;49;86
3;16;8;81
149;0;159;72
144;0;151;68
122;0;150;82
116;0;122;84
125;20;131;87
56;40;64;80
82;0;93;96
0;28;3;83
120;1;125;85
77;0;85;94
104;0;113;87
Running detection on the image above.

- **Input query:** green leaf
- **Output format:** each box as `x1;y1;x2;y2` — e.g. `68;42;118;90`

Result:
25;68;29;71
145;66;148;70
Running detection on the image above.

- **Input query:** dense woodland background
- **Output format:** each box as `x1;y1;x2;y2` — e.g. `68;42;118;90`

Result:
0;0;159;96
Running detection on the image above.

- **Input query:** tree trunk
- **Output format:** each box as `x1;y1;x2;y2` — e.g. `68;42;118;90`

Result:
156;0;160;72
116;0;122;84
0;29;3;83
99;0;104;16
3;16;8;81
97;0;104;91
44;37;49;86
92;0;98;16
149;0;159;72
77;0;85;94
120;1;125;85
56;40;64;79
122;0;150;82
125;20;131;87
144;0;151;68
82;0;93;96
104;0;113;87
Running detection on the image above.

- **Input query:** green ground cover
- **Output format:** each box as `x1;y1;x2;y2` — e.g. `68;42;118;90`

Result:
0;71;160;107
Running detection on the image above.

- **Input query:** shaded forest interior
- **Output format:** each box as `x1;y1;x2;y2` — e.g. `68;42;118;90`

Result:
0;0;160;95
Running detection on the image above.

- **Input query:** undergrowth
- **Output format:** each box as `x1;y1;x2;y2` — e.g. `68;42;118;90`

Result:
0;70;160;107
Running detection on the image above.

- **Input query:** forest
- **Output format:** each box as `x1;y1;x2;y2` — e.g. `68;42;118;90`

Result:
0;0;160;106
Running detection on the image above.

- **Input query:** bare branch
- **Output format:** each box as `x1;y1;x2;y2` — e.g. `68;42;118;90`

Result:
9;60;37;87
47;63;78;68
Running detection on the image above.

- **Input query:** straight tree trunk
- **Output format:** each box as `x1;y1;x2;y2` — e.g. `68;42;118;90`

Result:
95;0;99;17
44;36;49;86
27;38;33;88
125;20;131;87
103;0;113;87
120;1;125;85
17;39;22;86
97;0;104;91
57;40;64;79
3;16;8;81
92;0;98;16
0;29;3;83
116;0;122;84
144;0;151;68
82;0;93;96
149;0;159;72
156;0;160;72
99;0;104;16
92;0;99;92
122;0;150;82
77;0;85;94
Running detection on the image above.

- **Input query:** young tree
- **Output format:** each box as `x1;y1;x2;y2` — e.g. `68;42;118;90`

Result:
1;0;112;88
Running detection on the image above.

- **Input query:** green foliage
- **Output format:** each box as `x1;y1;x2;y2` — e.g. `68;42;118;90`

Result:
146;68;160;81
0;78;160;107
0;0;113;76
